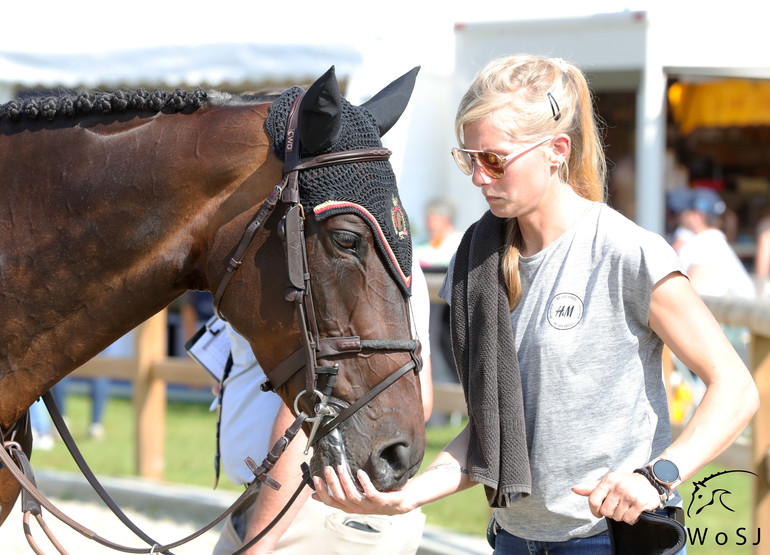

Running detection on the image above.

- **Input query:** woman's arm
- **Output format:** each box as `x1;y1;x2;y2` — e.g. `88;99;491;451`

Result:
312;423;477;514
574;272;758;523
240;403;313;554
648;272;758;483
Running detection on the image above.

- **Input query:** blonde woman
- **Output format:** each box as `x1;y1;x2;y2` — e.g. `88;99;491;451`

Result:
312;55;757;554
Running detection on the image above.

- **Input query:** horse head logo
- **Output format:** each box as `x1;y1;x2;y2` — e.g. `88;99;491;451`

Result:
687;470;758;518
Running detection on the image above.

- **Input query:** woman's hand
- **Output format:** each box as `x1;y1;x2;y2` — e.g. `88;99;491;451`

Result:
312;465;414;516
313;425;475;516
572;471;661;524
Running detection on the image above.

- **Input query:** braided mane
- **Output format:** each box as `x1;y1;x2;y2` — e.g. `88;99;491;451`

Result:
0;88;212;122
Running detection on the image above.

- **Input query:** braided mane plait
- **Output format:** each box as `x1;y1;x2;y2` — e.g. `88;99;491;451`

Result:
0;88;209;122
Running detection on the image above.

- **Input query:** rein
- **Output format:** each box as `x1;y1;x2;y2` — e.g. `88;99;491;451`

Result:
0;393;311;555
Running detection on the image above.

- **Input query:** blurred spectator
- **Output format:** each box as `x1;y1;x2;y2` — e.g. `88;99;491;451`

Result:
414;197;463;269
669;187;755;300
667;187;755;421
29;399;54;451
414;198;463;425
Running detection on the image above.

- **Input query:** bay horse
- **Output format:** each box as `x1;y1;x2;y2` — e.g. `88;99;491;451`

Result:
0;66;426;528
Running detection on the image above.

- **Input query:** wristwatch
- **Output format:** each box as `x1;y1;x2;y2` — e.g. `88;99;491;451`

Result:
633;459;680;510
647;459;680;494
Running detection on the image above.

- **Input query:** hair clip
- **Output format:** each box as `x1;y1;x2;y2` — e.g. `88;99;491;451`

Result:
547;92;561;121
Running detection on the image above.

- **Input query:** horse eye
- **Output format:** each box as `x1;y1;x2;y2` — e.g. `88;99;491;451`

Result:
332;231;359;251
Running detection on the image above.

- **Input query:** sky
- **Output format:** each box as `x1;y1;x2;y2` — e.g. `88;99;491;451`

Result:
0;0;650;72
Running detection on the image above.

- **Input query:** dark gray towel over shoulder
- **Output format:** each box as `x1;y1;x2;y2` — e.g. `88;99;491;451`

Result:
450;210;531;507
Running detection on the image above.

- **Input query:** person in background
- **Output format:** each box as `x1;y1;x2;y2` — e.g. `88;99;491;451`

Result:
211;260;433;555
667;186;756;415
311;54;758;554
29;398;54;451
669;186;755;301
414;197;463;269
415;197;463;423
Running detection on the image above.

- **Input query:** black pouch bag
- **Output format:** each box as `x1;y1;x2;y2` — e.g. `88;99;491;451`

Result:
487;516;499;548
606;508;686;555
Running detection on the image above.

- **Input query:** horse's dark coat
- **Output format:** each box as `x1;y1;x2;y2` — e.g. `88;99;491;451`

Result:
0;67;425;528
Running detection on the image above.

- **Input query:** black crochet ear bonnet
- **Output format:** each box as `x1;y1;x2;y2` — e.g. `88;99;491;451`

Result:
265;86;412;294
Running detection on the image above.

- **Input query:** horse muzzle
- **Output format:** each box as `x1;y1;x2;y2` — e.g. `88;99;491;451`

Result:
309;408;424;493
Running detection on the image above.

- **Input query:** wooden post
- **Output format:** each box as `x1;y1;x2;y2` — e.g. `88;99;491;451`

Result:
751;333;770;550
133;310;168;480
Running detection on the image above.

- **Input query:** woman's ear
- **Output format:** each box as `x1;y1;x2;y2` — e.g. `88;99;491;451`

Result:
550;134;571;165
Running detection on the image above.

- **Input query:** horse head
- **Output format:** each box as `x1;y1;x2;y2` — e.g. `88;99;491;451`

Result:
212;66;426;492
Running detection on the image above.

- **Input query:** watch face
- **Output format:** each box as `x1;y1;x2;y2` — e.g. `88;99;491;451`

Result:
653;459;679;483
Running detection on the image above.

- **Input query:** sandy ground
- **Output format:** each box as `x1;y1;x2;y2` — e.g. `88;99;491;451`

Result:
1;496;221;554
0;469;491;555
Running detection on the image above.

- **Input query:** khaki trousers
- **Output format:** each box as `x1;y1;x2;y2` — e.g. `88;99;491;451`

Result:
213;496;425;555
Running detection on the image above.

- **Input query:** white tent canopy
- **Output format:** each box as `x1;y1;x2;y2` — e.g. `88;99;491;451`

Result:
0;43;363;101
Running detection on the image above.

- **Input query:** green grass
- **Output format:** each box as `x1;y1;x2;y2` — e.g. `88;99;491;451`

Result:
30;394;756;551
419;421;492;536
31;393;238;492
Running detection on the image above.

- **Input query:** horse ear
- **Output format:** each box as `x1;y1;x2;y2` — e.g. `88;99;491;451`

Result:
298;66;343;155
361;67;420;137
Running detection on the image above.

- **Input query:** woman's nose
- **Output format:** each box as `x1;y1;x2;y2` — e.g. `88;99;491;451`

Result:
471;162;493;187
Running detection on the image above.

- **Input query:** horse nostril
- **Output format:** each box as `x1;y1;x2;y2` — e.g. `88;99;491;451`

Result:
366;440;413;491
380;441;409;472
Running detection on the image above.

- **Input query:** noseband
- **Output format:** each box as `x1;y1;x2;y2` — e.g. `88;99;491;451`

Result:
212;92;421;450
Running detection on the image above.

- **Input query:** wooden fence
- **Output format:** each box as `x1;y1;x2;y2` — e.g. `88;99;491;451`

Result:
699;295;770;544
69;288;770;550
70;311;212;479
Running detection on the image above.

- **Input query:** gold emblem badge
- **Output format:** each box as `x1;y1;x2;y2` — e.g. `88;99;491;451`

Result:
391;195;408;240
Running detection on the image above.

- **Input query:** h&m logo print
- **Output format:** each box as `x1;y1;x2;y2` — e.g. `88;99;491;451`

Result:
547;292;584;330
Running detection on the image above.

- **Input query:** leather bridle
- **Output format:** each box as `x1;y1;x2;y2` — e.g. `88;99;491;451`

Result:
212;91;421;450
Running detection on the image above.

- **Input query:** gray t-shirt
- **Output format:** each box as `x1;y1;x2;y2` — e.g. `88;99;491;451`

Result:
439;203;684;541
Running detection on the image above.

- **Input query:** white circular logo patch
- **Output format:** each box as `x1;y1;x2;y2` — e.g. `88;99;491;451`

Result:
547;293;584;330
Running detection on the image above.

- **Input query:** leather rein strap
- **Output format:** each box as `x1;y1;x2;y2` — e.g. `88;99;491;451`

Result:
0;393;309;555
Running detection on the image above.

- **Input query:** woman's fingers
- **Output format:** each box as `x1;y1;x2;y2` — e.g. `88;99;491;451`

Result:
311;466;408;516
337;465;366;500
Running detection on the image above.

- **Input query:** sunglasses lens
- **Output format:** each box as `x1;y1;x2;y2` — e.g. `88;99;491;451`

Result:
451;149;474;176
476;152;505;179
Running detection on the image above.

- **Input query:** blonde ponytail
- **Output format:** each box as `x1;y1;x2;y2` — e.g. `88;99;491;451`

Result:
455;55;607;310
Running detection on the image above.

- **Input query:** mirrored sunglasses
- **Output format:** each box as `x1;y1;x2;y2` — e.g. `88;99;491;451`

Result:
451;136;553;179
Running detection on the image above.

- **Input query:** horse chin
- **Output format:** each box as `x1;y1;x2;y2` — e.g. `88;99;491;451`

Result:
310;415;422;493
